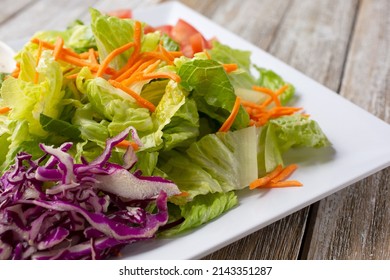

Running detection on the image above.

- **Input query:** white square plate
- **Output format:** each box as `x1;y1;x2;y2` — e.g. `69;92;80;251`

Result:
7;1;390;260
119;1;390;260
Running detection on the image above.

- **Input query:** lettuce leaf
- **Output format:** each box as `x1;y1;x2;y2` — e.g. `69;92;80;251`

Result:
1;51;64;137
269;114;331;151
161;191;237;237
160;126;258;200
178;59;249;130
209;41;255;89
258;114;331;174
255;67;295;105
141;81;199;151
90;8;159;70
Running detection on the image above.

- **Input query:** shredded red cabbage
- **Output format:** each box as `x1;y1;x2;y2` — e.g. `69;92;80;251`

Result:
0;128;173;260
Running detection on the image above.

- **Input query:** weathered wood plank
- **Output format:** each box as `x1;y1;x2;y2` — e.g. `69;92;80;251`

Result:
0;0;34;25
202;0;359;259
0;0;162;42
170;0;292;50
306;0;390;260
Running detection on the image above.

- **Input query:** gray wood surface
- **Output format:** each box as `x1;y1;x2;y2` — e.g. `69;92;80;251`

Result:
0;0;388;260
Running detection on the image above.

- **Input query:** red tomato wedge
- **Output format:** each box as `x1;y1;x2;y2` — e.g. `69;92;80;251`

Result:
107;9;132;19
170;19;212;57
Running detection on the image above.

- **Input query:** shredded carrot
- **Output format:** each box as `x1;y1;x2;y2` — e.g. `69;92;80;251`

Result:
53;37;64;61
65;73;80;80
10;63;20;78
114;58;150;82
169;51;184;58
204;50;211;59
267;180;303;188
96;42;135;77
142;72;181;83
0;107;11;114
120;58;159;86
249;165;283;189
108;80;156;112
275;84;289;96
270;164;298;183
158;43;175;64
34;40;44;84
31;38;81;58
113;21;143;78
115;139;139;151
249;164;302;189
253;85;281;107
218;96;241;132
223;63;238;73
174;191;190;197
88;48;98;64
58;53;100;71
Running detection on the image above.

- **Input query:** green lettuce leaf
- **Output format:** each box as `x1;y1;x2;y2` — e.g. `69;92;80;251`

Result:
209;41;255;89
161;191;238;237
77;72;154;138
40;113;81;141
65;20;96;53
257;114;331;175
90;8;159;70
255;67;295;105
142;81;198;151
160;126;258;200
269;114;331;151
1;51;64;137
178;59;249;130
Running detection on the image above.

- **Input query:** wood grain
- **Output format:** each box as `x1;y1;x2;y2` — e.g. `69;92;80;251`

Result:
305;0;390;260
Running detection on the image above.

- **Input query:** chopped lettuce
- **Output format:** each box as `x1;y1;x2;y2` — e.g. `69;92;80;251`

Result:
90;8;159;70
209;41;255;89
160;126;258;201
255;67;295;105
178;59;250;130
162;191;238;236
258;114;330;174
1;51;64;137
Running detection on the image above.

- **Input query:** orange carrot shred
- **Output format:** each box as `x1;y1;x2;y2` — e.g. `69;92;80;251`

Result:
223;63;238;73
120;58;159;86
0;107;11;114
218;96;241;132
267;180;303;188
270;164;298;183
253;85;281;107
96;42;135;77
115;58;149;82
88;48;98;64
31;38;81;58
58;53;100;71
249;165;283;189
108;80;156;112
113;21;143;78
174;191;190;197
53;37;64;61
142;72;181;83
249;164;302;190
115;139;139;151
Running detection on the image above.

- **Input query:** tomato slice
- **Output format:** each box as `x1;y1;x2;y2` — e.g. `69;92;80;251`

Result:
171;19;200;43
107;9;132;19
170;19;212;56
154;25;174;37
190;32;208;54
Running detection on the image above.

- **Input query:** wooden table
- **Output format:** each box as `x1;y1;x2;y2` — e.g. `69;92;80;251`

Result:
1;0;389;260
